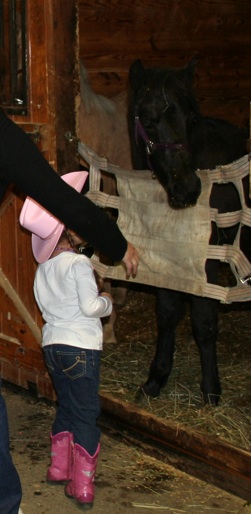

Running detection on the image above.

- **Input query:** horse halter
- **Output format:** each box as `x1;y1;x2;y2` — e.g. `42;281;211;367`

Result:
134;115;189;174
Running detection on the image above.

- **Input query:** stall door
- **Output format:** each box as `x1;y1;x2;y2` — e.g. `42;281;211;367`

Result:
0;0;79;399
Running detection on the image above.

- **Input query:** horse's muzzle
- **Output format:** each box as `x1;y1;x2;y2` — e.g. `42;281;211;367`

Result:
168;177;202;209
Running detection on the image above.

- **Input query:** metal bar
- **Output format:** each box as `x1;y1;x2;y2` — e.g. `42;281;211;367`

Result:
9;0;18;105
1;0;27;114
20;0;27;108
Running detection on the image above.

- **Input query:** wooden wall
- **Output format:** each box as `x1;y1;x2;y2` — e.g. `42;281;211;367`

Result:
0;0;78;400
78;0;251;128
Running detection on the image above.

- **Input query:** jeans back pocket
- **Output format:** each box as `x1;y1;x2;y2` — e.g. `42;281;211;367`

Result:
57;350;87;380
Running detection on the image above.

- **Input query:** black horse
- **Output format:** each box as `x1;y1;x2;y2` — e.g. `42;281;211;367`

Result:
128;58;251;405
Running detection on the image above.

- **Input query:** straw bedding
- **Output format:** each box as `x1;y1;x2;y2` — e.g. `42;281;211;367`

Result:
100;280;251;451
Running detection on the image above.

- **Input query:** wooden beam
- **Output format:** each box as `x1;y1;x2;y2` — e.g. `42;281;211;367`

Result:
100;392;251;501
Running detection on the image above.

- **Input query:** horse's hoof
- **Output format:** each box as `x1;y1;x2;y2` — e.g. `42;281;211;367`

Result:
135;382;161;401
202;392;221;406
135;386;148;402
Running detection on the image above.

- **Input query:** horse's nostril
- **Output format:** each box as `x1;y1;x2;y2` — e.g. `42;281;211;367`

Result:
168;184;201;209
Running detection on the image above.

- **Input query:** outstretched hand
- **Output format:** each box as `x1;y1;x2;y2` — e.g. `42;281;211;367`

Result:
122;242;139;278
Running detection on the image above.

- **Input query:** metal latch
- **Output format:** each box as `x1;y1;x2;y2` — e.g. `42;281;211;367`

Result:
239;273;251;285
17;123;41;143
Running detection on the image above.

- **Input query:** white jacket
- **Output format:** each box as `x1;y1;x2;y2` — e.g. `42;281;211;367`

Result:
34;252;112;350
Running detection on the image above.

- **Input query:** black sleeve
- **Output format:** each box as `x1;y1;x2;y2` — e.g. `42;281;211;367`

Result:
0;110;127;261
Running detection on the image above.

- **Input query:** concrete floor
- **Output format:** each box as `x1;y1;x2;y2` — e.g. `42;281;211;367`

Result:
3;385;251;514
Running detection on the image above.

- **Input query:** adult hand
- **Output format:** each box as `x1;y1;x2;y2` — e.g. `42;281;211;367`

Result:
122;242;139;278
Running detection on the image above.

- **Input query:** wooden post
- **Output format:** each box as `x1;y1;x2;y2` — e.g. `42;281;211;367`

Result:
11;0;79;174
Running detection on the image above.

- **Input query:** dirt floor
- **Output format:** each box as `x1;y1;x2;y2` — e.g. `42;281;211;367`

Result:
4;385;251;514
3;276;251;514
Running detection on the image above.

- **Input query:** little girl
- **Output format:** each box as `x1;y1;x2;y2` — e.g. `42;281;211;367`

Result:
20;171;113;510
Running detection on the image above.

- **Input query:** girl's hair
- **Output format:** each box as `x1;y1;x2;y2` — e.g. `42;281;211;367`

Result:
58;229;89;254
65;230;79;253
57;229;92;256
56;229;80;253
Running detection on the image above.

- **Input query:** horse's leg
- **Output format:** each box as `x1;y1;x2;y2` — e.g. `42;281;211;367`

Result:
111;283;128;306
102;306;117;344
138;288;185;398
190;295;221;405
101;279;117;343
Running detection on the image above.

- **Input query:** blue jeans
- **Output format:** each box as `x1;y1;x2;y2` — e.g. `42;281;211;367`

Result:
43;345;101;455
0;381;22;514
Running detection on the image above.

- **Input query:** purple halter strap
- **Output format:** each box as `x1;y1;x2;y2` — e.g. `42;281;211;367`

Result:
134;115;189;172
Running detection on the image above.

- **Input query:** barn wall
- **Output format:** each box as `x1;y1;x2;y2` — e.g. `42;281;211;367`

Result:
78;0;251;128
0;0;78;400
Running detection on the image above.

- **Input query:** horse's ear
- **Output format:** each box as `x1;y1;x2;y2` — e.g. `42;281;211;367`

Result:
178;57;197;87
129;59;146;90
187;56;198;77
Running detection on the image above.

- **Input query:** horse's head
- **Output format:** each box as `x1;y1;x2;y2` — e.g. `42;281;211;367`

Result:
128;59;202;208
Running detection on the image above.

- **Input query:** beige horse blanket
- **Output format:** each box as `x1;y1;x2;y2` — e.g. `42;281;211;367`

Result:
79;142;251;304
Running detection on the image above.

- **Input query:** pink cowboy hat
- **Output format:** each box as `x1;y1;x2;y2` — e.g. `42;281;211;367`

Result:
19;171;89;263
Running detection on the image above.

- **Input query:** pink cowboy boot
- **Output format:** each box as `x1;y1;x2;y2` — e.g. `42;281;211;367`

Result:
65;443;100;509
47;431;73;484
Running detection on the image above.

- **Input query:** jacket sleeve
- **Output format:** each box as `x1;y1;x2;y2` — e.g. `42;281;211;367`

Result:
74;258;113;318
0;109;127;262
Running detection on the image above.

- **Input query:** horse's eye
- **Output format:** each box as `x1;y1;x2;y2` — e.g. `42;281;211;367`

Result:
143;120;153;129
162;103;175;116
139;86;150;96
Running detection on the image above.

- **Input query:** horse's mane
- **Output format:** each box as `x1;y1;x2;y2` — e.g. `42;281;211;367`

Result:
80;62;115;115
163;68;200;115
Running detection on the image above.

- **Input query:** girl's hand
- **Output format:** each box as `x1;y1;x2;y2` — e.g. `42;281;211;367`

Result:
99;291;114;303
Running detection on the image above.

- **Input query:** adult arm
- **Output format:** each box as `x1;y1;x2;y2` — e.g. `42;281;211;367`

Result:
0;109;137;266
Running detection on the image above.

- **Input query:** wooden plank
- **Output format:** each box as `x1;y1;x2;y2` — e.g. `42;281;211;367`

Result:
78;0;251;127
44;0;79;174
79;0;251;63
100;392;251;501
0;193;18;290
1;361;54;399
